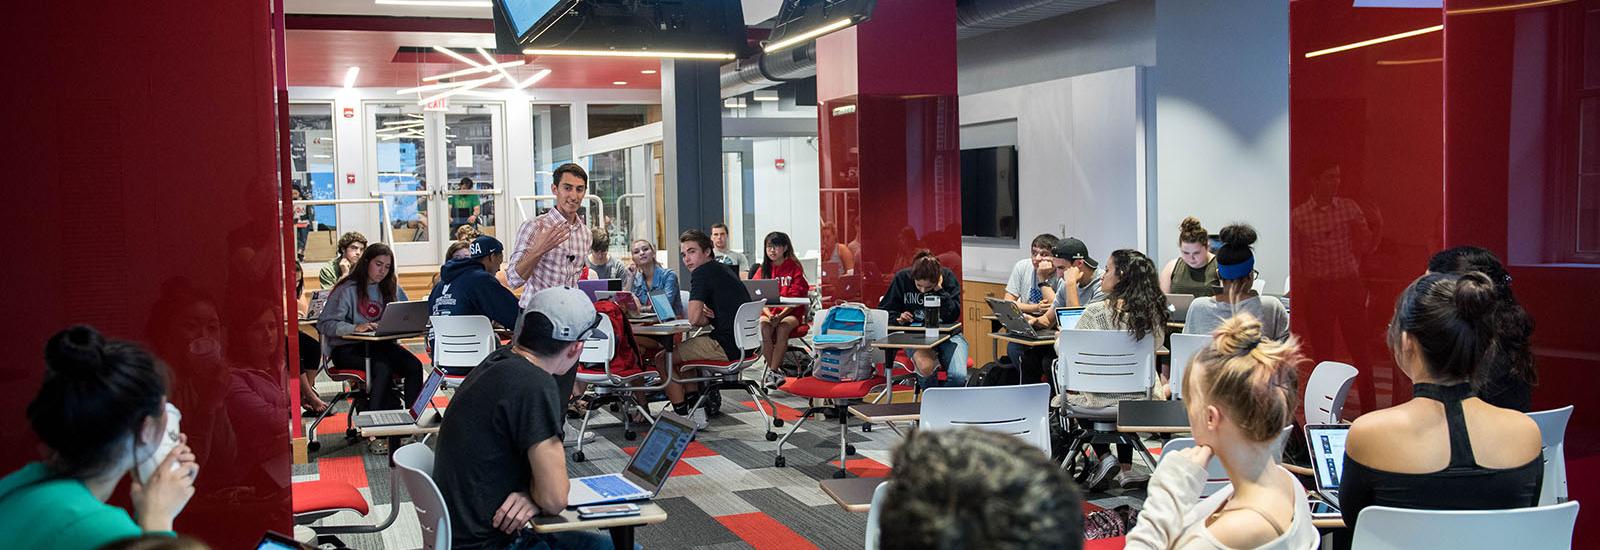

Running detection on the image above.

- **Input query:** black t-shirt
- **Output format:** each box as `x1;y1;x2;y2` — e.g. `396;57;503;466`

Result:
433;348;564;550
690;261;752;359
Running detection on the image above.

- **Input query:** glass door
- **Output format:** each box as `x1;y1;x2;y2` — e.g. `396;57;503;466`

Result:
367;104;433;266
365;102;506;268
442;103;506;242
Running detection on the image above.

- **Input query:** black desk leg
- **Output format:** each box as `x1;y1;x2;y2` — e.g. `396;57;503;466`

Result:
609;526;635;550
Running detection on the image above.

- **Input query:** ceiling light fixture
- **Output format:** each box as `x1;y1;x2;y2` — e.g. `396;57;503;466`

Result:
374;0;492;7
514;69;553;90
433;46;484;69
752;90;779;102
613;81;628;85
1303;25;1442;58
395;75;500;95
343;66;361;88
381;119;427;128
764;18;854;54
1446;0;1574;15
523;48;736;60
476;47;518;85
417;77;495;106
1376;57;1443;66
422;59;526;82
641;69;658;74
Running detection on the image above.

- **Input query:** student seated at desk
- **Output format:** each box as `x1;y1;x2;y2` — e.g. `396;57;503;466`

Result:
585;229;626;280
0;326;200;550
429;236;521;337
625;238;681;366
294;262;330;415
879;251;968;388
430;240;476;289
751;231;809;376
1125;315;1318;550
318;231;367;288
658;230;753;429
711;223;750;278
1183;225;1288;341
433;289;618;550
881;428;1084;550
1160;217;1219;297
317;243;424;415
1068;249;1169;490
1003;234;1061;367
1336;272;1541;545
1426;246;1536;412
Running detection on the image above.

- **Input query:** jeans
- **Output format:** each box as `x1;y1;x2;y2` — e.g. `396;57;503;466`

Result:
1005;341;1028;370
917;334;969;388
330;341;423;410
503;529;628;550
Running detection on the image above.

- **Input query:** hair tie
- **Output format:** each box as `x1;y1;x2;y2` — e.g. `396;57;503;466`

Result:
1239;338;1261;354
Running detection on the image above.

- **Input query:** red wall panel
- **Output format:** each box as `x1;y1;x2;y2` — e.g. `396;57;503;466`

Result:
0;1;293;547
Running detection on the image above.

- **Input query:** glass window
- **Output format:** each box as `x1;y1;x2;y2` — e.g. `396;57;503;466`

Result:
375;112;429;243
531;104;573;196
445;111;496;239
584;145;654;254
587;104;659;138
289;104;338;262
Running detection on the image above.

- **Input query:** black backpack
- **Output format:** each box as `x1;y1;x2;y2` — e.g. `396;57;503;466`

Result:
968;357;1020;387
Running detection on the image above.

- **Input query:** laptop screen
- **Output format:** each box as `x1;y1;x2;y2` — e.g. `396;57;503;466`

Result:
1055;307;1086;330
1306;424;1350;490
410;369;445;421
625;414;696;490
649;292;677;321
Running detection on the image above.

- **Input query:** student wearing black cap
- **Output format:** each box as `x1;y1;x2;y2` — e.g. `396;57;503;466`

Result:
1045;237;1107;325
429;235;521;332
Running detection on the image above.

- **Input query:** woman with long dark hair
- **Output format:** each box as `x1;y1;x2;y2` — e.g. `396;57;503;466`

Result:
1426;246;1536;411
751;232;810;376
0;326;200;549
316;243;423;425
1069;249;1170;490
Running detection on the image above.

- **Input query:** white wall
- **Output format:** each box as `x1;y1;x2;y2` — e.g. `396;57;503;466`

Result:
1152;0;1289;293
750;137;822;280
958;0;1155;96
959;67;1146;283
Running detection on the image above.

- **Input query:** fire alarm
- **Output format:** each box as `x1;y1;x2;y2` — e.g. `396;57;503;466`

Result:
342;107;355;119
345;173;356;184
775;158;786;170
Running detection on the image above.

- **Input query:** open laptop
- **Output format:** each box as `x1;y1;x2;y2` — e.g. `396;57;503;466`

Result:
303;290;332;320
350;300;429;336
577;279;610;302
1166;294;1197;320
744;279;782;305
568;411;699;506
649;292;691;326
1054;306;1086;330
1304;423;1350;517
353;368;444;428
596;290;644;317
986;297;1055;341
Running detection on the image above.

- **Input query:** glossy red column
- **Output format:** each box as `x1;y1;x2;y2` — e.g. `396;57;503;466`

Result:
0;1;294;546
815;0;961;308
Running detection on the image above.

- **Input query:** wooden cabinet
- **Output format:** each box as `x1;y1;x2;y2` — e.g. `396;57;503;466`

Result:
961;280;1007;368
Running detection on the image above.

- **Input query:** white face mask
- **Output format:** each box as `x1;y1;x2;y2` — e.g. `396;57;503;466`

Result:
134;403;183;484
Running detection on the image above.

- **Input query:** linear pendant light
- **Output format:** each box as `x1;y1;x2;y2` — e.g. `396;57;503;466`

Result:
522;48;735;60
422;59;526;82
764;18;854;54
1303;25;1443;59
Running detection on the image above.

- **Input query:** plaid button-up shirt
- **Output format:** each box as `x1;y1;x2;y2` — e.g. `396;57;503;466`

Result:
508;208;592;308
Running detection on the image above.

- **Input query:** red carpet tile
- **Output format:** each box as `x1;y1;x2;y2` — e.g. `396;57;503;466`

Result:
742;400;805;422
621;445;703;477
317;454;370;490
829;456;891;478
316;413;349;436
430;394;451;408
1084;536;1127;550
716;511;819;550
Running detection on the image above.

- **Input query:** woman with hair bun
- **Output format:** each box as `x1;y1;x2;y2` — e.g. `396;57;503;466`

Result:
1336;272;1542;544
0;326;201;550
1160;217;1220;296
1426;246;1536;411
1125;315;1318;549
1183;224;1289;340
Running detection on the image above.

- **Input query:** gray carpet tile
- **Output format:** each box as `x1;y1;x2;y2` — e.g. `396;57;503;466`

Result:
636;496;744;549
734;488;870;550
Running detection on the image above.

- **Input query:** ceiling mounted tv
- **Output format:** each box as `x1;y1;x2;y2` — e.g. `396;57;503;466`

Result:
495;0;745;59
765;0;876;53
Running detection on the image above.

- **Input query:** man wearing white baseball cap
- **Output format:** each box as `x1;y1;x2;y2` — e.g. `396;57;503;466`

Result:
433;287;617;550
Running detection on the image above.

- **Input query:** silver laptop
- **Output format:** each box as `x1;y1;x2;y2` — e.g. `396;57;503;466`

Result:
1054;306;1086;330
1305;423;1350;517
1166;294;1197;320
567;412;699;506
304;289;331;320
986;297;1054;341
353;369;444;428
743;279;782;305
351;300;429;336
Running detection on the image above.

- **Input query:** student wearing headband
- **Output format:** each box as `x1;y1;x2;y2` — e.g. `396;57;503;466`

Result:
1183;224;1289;342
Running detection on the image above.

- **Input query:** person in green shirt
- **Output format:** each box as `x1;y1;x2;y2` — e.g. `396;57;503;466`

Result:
318;231;368;288
0;326;200;550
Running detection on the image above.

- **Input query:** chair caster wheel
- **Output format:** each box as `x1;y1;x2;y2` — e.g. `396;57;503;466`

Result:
345;429;359;440
624;431;637;441
774;456;787;467
846;444;857;455
307;441;321;453
765;431;778;441
773;418;784;427
572;451;586;463
609;404;620;412
863;424;873;432
832;469;848;479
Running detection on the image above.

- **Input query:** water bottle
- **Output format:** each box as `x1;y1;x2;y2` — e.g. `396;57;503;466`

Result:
922;294;941;339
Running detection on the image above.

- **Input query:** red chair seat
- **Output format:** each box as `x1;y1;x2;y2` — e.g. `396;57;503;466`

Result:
783;375;914;400
682;353;760;370
292;480;369;516
578;363;647;378
327;367;366;382
790;324;810;339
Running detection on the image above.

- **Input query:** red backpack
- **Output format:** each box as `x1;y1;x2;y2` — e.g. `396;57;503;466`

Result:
592;300;644;375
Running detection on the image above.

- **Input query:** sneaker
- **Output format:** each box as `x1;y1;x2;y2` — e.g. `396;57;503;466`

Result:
367;438;389;455
1087;455;1119;491
687;406;708;430
562;431;597;448
1117;468;1150;489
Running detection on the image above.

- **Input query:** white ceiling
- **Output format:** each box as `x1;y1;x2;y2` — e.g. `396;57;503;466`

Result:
284;0;784;25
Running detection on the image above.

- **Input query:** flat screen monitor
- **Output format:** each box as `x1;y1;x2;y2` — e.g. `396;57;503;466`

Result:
768;0;877;48
501;0;744;56
495;0;574;43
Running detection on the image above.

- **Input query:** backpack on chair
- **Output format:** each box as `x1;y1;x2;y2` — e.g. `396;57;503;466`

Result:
592;300;643;374
812;303;880;383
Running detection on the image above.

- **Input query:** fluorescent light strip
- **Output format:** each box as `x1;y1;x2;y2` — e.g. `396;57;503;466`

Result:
422;59;525;82
477;47;518;86
433;46;484;69
1303;25;1443;58
381;120;426;128
764;18;854;53
396;75;500;95
1376;57;1443;66
514;69;553;90
374;0;492;7
1447;0;1573;15
522;48;735;60
418;77;495;106
343;66;361;88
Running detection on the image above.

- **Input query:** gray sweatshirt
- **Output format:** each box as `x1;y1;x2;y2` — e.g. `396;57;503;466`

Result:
316;281;410;349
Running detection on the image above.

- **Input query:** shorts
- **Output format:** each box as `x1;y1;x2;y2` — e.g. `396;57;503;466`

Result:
677;335;729;363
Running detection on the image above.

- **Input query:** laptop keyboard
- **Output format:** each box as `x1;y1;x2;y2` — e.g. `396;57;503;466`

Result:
367;411;412;425
583;476;641;499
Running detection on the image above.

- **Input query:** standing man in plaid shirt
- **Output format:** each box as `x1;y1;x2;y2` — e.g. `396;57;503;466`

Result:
508;162;593;439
